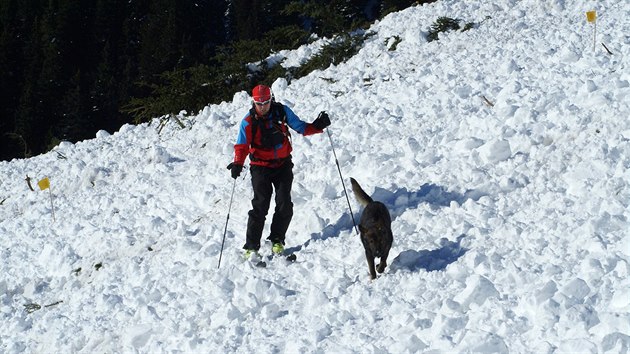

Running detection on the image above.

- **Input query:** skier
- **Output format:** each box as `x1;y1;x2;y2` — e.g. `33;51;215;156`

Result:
227;84;330;259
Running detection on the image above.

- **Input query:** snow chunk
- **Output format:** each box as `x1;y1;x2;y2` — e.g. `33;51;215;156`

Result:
453;275;499;310
477;139;512;163
272;77;289;95
453;137;484;154
610;287;630;309
535;280;558;305
123;324;153;349
57;141;74;150
96;130;111;139
561;278;591;301
118;123;135;134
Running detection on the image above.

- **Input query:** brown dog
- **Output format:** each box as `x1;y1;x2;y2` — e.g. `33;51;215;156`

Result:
350;178;393;280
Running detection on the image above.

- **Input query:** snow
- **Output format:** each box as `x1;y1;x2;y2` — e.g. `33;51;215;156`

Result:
1;0;629;352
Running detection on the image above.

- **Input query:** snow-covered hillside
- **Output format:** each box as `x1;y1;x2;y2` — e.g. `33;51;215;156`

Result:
1;0;629;352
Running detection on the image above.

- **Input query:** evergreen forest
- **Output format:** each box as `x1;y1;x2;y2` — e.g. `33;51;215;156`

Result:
0;0;435;161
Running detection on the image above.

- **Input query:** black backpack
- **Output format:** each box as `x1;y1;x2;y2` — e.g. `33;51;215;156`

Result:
249;102;291;149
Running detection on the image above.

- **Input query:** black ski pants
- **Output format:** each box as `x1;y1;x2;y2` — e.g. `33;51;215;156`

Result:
244;160;294;250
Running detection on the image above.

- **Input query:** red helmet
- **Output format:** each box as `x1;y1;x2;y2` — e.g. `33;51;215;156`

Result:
252;85;271;103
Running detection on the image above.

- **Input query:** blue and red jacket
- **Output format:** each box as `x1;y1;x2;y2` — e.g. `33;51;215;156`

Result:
233;102;323;168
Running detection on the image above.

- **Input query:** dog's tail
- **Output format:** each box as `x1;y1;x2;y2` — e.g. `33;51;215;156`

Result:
350;177;373;207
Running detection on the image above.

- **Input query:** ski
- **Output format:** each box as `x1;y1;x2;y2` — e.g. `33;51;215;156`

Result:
272;252;297;263
246;246;297;268
264;252;297;264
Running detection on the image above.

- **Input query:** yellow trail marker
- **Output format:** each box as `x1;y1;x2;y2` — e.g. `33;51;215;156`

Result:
38;177;50;190
586;11;597;51
38;177;55;222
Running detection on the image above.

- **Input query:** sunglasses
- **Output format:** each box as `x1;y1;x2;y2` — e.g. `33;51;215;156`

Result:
254;99;271;106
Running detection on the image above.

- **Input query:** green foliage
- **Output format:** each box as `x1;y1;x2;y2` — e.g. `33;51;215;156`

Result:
24;303;41;314
426;16;488;42
0;0;423;160
292;32;373;79
0;0;231;159
264;25;311;51
461;22;475;32
122;65;215;124
46;134;63;152
283;2;342;37
123;29;376;124
122;28;306;124
381;0;437;17
386;36;403;51
283;0;368;37
427;17;461;42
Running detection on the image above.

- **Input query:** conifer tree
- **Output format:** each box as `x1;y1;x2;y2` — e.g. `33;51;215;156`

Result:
0;0;430;161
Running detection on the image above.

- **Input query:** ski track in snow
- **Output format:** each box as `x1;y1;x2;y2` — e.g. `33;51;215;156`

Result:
1;0;629;352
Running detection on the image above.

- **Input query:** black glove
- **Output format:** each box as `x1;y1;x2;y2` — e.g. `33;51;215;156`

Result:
227;162;243;179
312;111;331;130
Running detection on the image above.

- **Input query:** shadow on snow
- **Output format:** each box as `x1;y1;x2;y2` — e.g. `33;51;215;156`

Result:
290;183;481;257
390;234;468;273
371;183;485;219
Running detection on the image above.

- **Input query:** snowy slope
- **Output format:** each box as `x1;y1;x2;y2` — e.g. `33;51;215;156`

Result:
1;0;629;352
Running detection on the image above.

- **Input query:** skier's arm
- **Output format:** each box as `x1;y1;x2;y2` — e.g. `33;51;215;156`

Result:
284;106;327;136
233;117;250;165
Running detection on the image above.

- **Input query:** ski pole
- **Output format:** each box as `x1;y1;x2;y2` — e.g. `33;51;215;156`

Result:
326;129;359;235
218;178;237;269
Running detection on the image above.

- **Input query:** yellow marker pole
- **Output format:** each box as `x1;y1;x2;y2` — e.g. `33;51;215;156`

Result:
38;177;55;222
586;11;597;51
49;185;55;222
